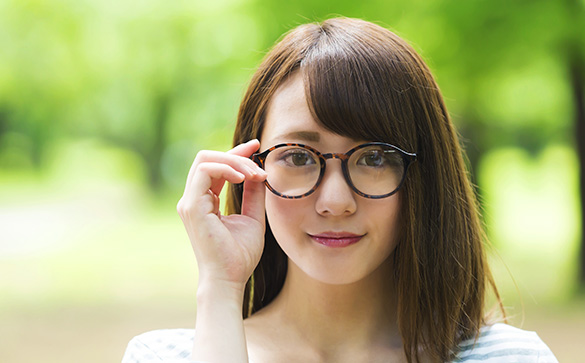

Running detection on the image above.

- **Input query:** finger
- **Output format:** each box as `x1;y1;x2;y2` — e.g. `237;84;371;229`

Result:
195;151;264;178
177;190;216;225
179;164;243;219
185;146;265;193
226;139;261;157
208;189;221;216
205;164;265;197
241;179;266;227
192;163;246;201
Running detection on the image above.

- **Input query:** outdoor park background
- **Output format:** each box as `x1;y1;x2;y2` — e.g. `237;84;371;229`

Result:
1;0;584;361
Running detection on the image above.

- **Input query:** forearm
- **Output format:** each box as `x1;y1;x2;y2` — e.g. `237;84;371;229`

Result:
193;281;248;363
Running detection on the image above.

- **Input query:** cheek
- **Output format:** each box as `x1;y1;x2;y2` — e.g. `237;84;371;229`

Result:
265;194;308;241
367;194;402;249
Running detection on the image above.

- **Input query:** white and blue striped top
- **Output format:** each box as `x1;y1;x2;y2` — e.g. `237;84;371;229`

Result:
122;323;557;362
453;323;557;362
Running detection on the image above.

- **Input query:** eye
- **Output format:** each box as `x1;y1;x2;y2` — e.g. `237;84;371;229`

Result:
357;150;387;167
279;149;317;167
356;149;402;168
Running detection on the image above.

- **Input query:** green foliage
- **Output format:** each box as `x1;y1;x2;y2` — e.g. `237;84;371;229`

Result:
1;0;583;190
1;0;583;286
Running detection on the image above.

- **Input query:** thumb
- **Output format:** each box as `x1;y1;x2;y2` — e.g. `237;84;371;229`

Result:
241;179;266;227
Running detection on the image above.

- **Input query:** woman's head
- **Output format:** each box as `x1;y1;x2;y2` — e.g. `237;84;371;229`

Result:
227;17;500;362
257;73;404;287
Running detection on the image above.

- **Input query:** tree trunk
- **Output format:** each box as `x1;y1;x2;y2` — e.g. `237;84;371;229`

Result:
148;92;170;191
570;53;585;287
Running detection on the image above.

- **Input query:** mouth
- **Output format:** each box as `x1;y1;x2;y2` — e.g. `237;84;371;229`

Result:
308;232;364;248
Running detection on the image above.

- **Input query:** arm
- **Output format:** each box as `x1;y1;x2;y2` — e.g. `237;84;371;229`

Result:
193;281;247;362
177;140;267;363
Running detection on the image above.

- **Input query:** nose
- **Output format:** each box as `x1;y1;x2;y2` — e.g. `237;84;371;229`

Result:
314;160;357;217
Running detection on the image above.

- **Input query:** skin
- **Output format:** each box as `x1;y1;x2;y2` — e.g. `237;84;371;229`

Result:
178;74;408;362
177;140;268;362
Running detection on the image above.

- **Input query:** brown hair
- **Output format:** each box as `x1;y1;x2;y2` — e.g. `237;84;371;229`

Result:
226;17;503;362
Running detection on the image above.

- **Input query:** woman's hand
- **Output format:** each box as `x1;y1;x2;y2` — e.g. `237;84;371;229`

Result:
177;139;267;291
178;140;267;362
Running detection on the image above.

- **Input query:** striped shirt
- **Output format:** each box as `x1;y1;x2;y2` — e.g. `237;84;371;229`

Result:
454;323;557;362
122;323;557;362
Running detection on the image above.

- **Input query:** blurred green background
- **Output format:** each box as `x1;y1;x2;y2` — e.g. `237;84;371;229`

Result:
1;0;584;362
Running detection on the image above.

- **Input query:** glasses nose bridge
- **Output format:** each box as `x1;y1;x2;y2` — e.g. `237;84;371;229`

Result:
319;152;351;187
320;152;350;174
321;152;350;163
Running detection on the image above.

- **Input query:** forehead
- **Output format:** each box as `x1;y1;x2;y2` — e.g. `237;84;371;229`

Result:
260;74;320;144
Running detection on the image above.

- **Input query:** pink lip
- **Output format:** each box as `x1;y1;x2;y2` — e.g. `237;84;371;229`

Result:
309;232;364;248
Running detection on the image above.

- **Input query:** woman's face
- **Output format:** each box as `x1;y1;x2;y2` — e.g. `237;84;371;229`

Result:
260;74;401;285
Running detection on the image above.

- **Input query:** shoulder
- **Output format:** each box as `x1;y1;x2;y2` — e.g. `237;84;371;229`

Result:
122;329;196;363
454;323;558;362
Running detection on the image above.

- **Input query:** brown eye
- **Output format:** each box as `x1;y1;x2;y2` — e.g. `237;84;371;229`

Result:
360;151;384;167
357;150;388;168
356;149;403;169
278;149;317;167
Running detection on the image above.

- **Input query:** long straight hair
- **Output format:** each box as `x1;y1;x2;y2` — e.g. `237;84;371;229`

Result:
226;17;503;362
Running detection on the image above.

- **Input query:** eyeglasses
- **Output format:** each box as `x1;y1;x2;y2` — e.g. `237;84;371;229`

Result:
252;142;416;199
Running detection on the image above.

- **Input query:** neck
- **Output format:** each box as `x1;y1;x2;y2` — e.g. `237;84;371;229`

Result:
266;257;401;353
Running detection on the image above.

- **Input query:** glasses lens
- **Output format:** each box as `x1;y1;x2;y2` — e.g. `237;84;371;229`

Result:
264;146;321;197
348;145;405;196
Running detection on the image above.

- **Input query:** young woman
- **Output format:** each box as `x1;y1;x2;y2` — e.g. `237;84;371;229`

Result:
123;17;558;362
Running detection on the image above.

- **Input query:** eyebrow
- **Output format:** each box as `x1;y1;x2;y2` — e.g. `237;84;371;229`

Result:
274;130;321;142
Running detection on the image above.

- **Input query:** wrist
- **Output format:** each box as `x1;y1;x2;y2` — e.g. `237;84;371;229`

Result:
196;278;246;305
193;279;249;362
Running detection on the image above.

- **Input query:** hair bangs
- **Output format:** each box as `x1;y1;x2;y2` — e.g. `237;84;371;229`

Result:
300;19;418;151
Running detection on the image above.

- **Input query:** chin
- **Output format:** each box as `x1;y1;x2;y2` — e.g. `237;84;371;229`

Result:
289;257;388;286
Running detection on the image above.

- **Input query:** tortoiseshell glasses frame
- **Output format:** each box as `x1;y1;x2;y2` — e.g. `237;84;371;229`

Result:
251;142;416;199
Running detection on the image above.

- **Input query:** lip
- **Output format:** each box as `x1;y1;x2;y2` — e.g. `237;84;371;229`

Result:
309;232;364;248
